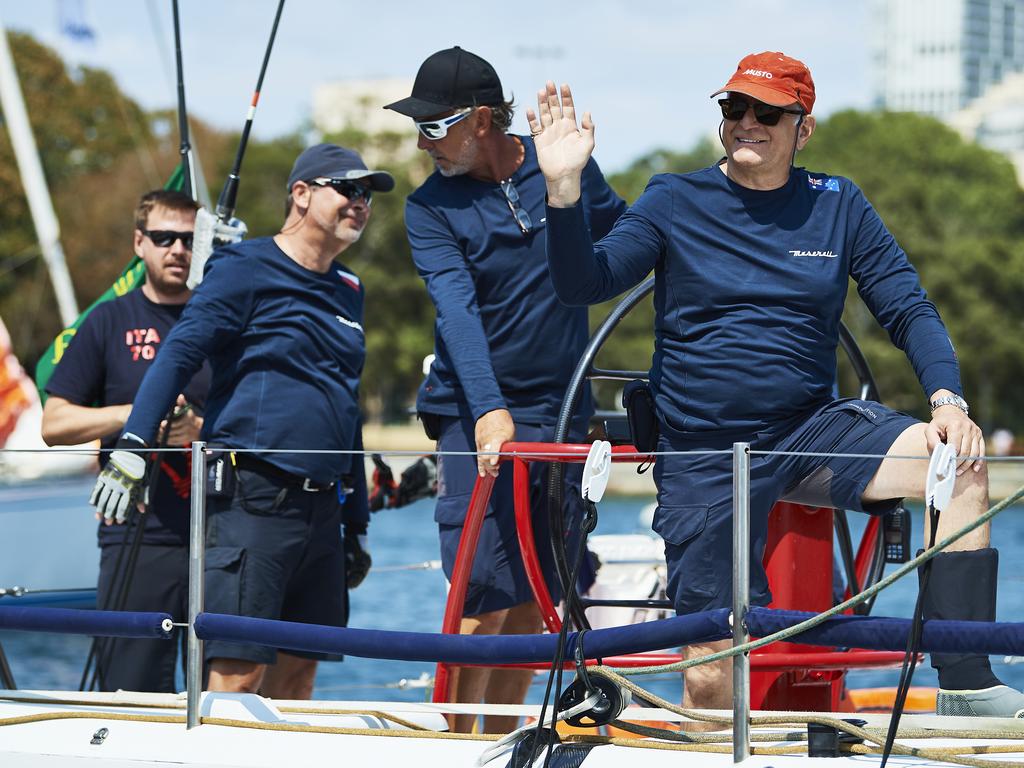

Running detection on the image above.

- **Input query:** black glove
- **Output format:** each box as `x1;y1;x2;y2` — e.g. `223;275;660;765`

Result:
343;530;372;589
394;455;438;508
368;454;397;512
89;433;149;524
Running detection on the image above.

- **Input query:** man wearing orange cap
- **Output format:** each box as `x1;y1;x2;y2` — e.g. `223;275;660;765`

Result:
529;52;1022;718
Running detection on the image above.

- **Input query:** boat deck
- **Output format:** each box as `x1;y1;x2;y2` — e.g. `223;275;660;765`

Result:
2;690;1023;766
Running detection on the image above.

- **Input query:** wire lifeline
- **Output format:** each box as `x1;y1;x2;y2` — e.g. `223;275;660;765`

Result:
18;445;1024;462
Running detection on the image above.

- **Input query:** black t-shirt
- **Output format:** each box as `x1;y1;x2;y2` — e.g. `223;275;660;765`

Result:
46;289;211;546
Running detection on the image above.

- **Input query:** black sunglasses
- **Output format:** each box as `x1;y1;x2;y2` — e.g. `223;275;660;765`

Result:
141;229;193;249
309;178;373;205
718;97;804;126
499;179;532;235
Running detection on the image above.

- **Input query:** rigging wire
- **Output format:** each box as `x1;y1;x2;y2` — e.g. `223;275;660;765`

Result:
170;0;193;199
214;0;286;222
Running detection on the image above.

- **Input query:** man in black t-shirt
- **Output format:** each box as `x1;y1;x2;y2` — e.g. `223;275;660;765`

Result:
42;189;210;692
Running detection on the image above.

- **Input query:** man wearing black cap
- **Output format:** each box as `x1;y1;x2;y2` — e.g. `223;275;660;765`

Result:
90;144;394;699
385;47;626;732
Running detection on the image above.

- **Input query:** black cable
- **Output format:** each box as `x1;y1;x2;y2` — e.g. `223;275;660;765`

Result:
171;0;192;199
879;501;940;768
525;498;597;767
78;507;138;691
91;506;150;690
833;511;862;610
215;0;286;222
80;412;175;691
0;640;16;689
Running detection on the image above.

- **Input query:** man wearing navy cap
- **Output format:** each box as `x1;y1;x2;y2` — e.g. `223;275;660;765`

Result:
532;52;1024;719
385;47;626;732
90;144;394;699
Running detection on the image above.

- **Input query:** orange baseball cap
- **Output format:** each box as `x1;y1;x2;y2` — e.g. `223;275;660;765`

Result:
711;51;815;114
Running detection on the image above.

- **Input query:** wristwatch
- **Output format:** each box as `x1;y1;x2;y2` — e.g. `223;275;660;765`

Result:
930;394;969;415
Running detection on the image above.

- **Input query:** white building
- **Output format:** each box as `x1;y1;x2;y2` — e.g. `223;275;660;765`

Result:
312;79;415;136
311;79;419;165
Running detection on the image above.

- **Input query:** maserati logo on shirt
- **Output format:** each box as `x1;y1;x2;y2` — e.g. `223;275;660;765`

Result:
335;314;364;333
336;269;361;291
789;249;837;258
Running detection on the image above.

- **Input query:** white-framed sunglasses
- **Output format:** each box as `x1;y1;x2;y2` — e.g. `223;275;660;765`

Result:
414;107;473;141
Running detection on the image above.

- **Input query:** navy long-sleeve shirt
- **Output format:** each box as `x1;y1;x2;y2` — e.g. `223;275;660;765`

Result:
123;237;369;526
546;164;961;438
406;136;626;426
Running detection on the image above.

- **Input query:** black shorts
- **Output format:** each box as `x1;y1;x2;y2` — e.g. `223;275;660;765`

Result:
204;466;347;665
96;542;188;692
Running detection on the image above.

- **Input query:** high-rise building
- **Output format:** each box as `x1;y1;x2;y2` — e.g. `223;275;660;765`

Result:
872;0;1024;182
871;0;1023;115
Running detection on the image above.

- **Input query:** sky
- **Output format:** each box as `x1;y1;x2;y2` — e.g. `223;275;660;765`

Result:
1;0;875;173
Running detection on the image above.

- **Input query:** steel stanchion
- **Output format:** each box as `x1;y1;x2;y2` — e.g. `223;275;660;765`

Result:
186;441;207;730
732;441;750;762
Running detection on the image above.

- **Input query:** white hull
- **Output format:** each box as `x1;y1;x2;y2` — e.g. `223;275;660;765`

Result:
2;690;1023;767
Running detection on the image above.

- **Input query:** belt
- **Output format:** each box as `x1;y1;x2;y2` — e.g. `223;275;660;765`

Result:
232;453;334;493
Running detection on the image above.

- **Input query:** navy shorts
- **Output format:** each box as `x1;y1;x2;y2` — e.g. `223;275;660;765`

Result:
435;417;592;617
653;398;918;615
204;466;347;665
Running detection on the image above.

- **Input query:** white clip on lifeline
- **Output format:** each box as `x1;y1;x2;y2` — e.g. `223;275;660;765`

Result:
926;442;958;512
582;440;612;503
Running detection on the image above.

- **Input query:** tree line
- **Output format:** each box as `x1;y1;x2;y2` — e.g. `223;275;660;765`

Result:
3;32;1023;431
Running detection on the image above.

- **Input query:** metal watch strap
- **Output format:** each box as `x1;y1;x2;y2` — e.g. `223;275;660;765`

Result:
929;395;969;415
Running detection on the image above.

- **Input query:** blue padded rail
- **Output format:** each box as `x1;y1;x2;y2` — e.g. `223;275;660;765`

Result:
748;608;1024;655
194;609;733;663
0;606;172;638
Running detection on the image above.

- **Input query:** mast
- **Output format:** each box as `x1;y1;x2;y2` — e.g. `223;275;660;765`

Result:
0;19;79;328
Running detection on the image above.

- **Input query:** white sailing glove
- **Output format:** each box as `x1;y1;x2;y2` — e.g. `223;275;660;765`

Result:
187;207;247;289
89;434;149;524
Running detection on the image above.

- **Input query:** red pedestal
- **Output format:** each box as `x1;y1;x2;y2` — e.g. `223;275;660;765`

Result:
750;502;846;711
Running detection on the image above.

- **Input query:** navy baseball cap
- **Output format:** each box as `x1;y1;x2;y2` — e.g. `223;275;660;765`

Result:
286;144;395;192
383;46;504;118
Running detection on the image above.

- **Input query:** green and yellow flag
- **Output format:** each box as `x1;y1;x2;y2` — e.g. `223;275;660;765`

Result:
33;164;187;401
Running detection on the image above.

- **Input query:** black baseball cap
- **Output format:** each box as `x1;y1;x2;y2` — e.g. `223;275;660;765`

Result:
384;46;504;118
286;143;395;192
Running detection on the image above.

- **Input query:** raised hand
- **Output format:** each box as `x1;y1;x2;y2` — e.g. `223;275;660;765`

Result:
526;82;595;207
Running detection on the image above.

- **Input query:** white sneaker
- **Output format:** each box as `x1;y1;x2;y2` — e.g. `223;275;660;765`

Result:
936;685;1024;717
